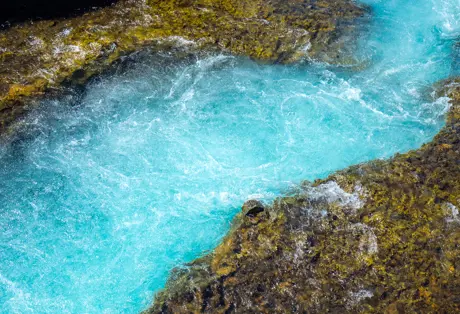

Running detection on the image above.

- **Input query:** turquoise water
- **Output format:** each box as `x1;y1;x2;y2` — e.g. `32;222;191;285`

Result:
0;0;459;312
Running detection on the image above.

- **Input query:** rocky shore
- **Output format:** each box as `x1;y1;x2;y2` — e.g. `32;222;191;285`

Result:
1;1;459;313
0;0;366;133
147;79;460;313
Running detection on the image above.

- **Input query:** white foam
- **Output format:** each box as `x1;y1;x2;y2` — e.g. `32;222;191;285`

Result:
421;96;452;124
432;0;460;39
311;181;364;211
341;87;362;101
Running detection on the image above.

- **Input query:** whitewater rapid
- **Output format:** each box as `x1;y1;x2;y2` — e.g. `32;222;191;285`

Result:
0;0;459;312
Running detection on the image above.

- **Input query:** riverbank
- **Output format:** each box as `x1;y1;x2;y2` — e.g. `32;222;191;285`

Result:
0;0;366;133
1;0;458;313
147;78;460;313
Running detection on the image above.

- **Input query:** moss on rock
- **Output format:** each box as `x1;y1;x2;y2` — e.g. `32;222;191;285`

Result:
0;0;367;132
146;80;460;313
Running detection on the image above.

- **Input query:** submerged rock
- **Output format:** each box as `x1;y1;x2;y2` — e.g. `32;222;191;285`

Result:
0;0;367;133
147;80;460;313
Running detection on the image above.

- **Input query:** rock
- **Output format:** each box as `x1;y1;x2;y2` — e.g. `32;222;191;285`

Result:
242;200;265;218
0;83;9;98
0;0;367;133
147;79;460;313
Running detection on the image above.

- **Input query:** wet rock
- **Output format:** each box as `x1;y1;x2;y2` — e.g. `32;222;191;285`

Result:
0;83;9;98
148;80;460;313
242;200;265;218
0;0;367;133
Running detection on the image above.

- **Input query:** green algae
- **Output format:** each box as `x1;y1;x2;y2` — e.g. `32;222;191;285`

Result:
0;0;366;133
147;80;460;313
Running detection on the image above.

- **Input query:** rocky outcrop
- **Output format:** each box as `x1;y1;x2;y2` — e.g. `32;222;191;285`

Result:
147;79;460;313
0;0;367;132
4;1;458;313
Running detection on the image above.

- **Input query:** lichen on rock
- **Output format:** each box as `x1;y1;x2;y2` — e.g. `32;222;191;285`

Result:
146;80;460;313
0;0;367;133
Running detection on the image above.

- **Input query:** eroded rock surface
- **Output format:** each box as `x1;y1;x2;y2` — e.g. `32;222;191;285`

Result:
0;0;367;132
147;80;460;313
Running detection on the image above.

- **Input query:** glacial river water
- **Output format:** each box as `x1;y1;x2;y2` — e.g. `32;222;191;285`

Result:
0;0;459;312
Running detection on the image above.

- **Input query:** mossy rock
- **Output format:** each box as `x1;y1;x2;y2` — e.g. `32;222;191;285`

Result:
0;0;367;133
146;80;460;313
